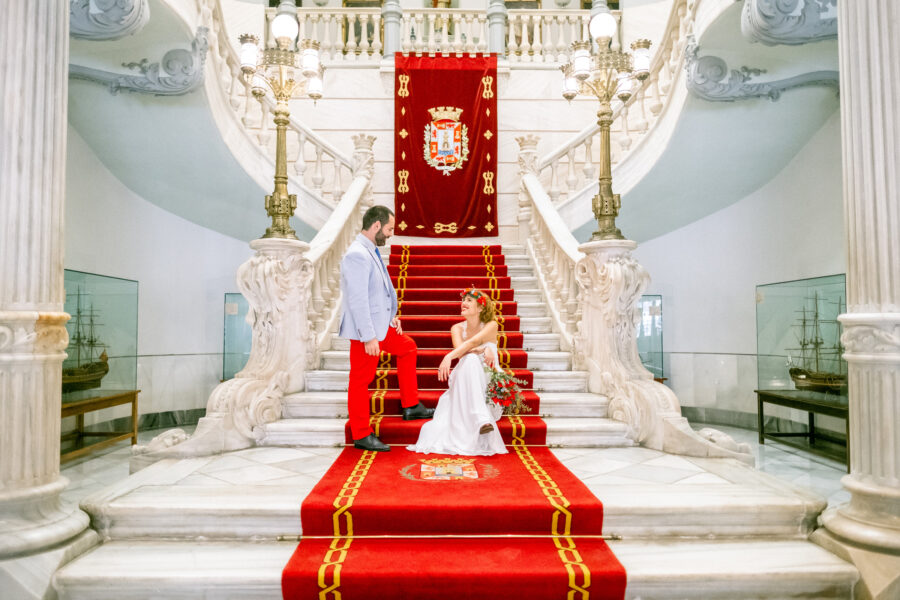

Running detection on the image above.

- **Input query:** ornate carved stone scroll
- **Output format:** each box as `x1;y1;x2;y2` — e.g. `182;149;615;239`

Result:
70;0;150;41
69;27;209;96
741;0;837;46
131;239;314;470
574;240;754;463
684;36;838;102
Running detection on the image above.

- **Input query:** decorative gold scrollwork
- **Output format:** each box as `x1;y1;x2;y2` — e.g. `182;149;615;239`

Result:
481;76;494;99
397;170;410;193
397;74;410;97
482;171;495;194
434;222;458;234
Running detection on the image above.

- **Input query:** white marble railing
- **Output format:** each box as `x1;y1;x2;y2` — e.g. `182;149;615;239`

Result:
516;136;583;350
264;6;620;64
201;0;352;208
537;0;690;205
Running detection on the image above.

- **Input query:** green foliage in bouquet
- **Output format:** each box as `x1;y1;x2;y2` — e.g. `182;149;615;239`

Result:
484;366;532;415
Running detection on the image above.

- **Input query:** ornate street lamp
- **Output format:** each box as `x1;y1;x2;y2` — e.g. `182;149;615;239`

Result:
239;0;325;240
561;9;651;241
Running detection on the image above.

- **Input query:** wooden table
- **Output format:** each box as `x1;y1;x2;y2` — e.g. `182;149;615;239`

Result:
755;389;849;468
61;390;139;463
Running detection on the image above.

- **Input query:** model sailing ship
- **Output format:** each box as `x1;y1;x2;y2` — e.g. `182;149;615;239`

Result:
62;289;109;393
787;292;846;393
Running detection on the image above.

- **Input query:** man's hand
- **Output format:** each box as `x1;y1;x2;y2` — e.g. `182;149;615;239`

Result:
364;338;380;356
391;317;403;335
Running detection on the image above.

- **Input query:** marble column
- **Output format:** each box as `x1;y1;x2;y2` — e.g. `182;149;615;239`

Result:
0;1;90;561
811;2;900;598
486;0;507;55
381;0;402;57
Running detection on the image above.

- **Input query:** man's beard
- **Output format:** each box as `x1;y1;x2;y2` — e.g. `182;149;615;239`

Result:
375;229;388;247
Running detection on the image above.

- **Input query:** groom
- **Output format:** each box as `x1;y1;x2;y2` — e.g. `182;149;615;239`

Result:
339;205;434;452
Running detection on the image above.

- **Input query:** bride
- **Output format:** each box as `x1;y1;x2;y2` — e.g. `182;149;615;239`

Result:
407;288;508;456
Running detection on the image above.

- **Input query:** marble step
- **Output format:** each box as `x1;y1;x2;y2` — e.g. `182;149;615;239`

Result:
330;331;562;352
280;391;609;419
305;369;588;393
53;539;856;599
257;416;628;448
510;275;539;292
319;350;570;371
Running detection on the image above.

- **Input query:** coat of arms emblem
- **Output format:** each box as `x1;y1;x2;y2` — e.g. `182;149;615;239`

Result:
423;106;469;175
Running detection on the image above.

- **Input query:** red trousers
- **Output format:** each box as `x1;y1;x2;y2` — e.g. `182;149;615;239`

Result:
348;326;419;441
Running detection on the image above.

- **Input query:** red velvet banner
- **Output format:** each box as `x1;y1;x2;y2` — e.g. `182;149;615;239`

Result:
394;54;498;237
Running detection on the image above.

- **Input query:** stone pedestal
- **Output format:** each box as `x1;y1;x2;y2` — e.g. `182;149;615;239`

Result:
811;2;900;598
0;0;90;564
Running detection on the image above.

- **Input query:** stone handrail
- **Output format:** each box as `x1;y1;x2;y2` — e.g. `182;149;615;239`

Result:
507;9;622;63
536;0;690;206
131;134;376;470
200;0;352;219
516;136;583;351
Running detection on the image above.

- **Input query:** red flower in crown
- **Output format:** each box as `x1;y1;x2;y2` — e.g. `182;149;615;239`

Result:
463;287;488;307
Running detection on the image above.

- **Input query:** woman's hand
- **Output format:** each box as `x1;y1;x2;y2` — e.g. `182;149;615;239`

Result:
438;354;453;382
483;346;497;369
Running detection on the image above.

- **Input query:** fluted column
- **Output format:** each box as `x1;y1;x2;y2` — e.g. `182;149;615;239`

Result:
0;2;89;558
381;0;402;57
486;0;507;55
811;2;900;597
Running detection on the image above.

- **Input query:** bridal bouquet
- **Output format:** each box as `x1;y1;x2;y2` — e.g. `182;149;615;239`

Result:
484;367;531;415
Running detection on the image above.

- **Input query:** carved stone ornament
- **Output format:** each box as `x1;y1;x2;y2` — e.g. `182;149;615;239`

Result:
840;315;900;355
684;36;838;102
573;241;754;464
742;0;837;46
69;27;209;96
131;239;315;470
0;311;70;357
70;0;150;41
516;135;540;177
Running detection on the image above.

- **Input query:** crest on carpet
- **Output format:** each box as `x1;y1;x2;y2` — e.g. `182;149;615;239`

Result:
399;457;499;482
423;106;469;175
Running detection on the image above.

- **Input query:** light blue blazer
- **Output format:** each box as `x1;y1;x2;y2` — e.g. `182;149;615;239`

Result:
338;234;398;342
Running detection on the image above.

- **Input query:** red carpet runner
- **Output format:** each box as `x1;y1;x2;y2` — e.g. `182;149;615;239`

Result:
282;245;626;599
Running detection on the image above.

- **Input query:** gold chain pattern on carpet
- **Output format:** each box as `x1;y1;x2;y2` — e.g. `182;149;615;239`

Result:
396;245;410;305
369;353;391;434
316;450;377;600
508;415;592;599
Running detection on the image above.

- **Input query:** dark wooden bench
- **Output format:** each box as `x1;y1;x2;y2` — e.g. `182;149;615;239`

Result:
755;389;849;469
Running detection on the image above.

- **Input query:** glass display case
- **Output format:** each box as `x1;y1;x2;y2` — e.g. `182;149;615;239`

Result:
223;293;252;380
756;274;847;394
636;294;663;379
62;269;139;401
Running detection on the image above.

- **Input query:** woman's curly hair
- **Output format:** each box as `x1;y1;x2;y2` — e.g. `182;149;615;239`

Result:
463;287;495;323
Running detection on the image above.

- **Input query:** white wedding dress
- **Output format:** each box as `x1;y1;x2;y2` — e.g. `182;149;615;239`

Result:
407;324;507;456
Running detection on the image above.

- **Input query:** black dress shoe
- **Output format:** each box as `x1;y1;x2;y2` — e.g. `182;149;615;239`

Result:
402;402;435;421
353;433;390;452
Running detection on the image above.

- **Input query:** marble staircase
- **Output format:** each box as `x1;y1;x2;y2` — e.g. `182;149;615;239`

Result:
52;243;859;598
256;244;634;449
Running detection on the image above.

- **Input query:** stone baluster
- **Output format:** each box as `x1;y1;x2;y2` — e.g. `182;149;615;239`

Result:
548;161;560;204
371;14;383;59
414;14;425;54
294;131;307;177
582;136;595;179
331;155;343;202
811;2;900;595
476;14;487;53
453;14;465;55
383;0;402;56
258;103;272;146
0;0;91;564
401;13;412;54
618;105;633;151
531;14;543;62
465;13;477;54
566;146;578;193
312;146;325;194
487;0;507;54
507;14;520;61
555;15;567;61
427;13;437;54
346;14;359;60
649;77;663;116
359;14;372;58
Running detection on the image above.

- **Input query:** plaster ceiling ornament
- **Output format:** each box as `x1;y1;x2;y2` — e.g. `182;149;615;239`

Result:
69;0;150;41
742;0;837;46
684;36;838;102
423;106;470;176
69;27;209;96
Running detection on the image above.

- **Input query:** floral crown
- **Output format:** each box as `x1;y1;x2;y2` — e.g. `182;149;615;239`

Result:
462;287;488;307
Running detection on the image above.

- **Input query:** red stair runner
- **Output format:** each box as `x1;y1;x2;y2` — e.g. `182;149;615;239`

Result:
282;245;626;600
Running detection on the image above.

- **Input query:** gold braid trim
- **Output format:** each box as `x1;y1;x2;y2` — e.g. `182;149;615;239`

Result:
369;352;391;435
396;245;410;304
508;415;592;598
317;450;378;600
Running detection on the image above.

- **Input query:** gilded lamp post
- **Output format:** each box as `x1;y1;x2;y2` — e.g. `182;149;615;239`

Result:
239;0;324;240
561;10;651;240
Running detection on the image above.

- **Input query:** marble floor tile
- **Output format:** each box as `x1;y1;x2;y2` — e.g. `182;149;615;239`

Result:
206;464;301;485
605;463;701;484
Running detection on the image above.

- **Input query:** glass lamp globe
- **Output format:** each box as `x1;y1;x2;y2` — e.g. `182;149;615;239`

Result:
615;72;633;102
589;11;618;43
239;34;259;75
300;41;321;79
571;42;592;81
307;70;324;101
271;6;299;48
631;39;652;80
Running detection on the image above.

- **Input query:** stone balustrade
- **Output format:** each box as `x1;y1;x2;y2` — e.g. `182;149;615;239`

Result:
264;5;621;64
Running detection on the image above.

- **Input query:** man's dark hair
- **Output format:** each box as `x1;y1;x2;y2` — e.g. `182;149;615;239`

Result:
362;205;394;231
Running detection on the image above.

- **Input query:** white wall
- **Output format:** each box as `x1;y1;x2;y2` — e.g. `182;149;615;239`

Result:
65;126;252;424
633;111;845;422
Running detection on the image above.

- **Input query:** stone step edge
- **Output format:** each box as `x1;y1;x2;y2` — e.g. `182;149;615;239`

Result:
52;539;857;599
